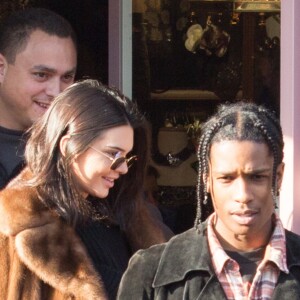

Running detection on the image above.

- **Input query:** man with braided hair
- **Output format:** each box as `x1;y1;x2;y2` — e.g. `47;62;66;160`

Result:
117;101;300;300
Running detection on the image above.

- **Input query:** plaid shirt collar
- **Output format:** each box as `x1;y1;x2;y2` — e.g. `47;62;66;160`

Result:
207;212;289;276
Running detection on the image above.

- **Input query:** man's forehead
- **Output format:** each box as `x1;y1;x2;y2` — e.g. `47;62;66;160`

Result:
210;140;269;153
13;30;77;73
209;140;273;168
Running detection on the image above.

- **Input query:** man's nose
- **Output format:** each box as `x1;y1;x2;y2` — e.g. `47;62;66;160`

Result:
234;178;253;203
46;78;62;98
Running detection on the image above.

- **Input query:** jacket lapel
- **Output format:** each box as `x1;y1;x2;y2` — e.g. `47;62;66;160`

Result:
152;226;213;287
153;224;227;299
196;275;227;300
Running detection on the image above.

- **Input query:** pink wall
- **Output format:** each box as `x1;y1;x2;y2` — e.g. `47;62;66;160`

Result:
280;0;300;233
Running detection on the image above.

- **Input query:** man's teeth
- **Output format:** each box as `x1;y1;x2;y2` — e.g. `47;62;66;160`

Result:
37;102;49;108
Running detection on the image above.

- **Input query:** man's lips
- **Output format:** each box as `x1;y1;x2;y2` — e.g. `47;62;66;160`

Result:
231;209;258;215
230;210;259;225
34;100;51;109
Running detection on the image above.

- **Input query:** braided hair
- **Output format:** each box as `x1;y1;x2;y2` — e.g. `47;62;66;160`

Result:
195;101;284;228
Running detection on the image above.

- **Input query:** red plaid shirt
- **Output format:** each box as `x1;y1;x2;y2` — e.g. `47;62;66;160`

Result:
207;213;289;300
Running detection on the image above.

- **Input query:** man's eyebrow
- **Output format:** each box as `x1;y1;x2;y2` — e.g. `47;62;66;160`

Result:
248;168;272;174
31;65;56;73
31;65;77;75
212;167;272;174
63;68;77;75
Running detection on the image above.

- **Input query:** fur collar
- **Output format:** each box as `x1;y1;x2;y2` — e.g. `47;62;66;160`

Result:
0;168;107;299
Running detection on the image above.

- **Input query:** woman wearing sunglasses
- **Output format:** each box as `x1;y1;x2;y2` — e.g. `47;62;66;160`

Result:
0;79;172;299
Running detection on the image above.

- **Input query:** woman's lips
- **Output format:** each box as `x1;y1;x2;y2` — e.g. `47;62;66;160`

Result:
103;176;117;188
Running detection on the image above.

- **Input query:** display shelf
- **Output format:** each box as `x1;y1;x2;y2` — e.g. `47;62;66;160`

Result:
151;89;242;101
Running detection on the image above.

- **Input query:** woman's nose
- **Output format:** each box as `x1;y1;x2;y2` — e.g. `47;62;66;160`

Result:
115;161;129;175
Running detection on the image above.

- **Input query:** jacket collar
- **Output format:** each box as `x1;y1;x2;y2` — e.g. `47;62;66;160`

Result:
152;222;300;287
0;168;53;236
153;222;214;287
285;230;300;268
0;168;108;298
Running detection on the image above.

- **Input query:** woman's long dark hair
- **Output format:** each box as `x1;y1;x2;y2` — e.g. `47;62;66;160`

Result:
25;79;149;228
195;101;284;226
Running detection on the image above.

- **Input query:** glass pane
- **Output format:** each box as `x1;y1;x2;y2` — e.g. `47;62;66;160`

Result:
132;0;280;232
0;0;109;83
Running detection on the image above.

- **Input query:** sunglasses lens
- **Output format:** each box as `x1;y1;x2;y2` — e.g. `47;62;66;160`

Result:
111;157;126;170
110;156;138;170
127;156;138;168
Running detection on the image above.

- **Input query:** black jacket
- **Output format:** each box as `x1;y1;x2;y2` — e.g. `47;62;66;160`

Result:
117;222;300;299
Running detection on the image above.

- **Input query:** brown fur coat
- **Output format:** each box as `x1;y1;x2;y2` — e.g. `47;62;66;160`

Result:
0;169;173;299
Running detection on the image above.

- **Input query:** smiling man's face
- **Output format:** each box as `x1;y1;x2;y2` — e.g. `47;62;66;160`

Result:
0;29;77;131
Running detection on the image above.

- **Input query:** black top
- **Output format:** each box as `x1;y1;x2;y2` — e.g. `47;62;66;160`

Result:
0;125;26;188
226;246;266;284
76;219;131;300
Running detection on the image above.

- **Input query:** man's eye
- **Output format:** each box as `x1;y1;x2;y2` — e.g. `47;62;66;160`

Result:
218;176;233;182
63;74;75;83
34;72;48;79
251;174;266;180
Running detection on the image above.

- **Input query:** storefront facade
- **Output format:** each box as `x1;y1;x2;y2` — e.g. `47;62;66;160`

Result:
109;0;300;234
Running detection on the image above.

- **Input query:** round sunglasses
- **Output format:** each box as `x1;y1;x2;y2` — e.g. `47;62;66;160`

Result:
89;146;137;170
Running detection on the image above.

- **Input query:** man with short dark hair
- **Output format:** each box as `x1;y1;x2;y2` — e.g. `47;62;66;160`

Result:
0;7;77;188
117;102;300;300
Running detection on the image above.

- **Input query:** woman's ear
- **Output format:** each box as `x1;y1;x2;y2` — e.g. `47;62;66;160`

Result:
59;135;70;157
